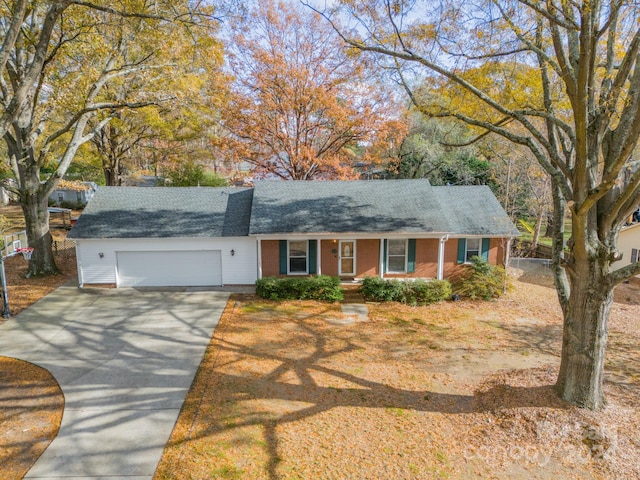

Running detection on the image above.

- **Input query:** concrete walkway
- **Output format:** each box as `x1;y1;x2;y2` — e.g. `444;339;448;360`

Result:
340;303;369;323
0;285;229;479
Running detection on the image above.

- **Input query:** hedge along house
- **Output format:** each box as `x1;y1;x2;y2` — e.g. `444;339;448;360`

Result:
250;180;519;282
69;180;519;288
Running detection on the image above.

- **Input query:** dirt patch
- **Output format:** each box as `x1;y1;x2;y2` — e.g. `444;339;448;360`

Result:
154;275;640;479
0;357;64;479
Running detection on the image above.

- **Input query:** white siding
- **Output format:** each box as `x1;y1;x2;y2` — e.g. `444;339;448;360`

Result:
117;250;222;287
614;223;640;274
75;237;257;287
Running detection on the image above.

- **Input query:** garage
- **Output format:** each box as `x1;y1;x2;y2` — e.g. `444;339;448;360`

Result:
116;250;222;287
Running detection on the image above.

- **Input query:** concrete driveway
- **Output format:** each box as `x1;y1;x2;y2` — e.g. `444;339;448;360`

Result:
0;285;229;479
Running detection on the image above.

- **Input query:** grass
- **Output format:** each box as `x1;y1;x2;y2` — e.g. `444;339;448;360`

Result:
516;218;572;248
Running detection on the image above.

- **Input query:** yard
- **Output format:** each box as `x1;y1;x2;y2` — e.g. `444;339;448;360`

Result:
1;257;639;479
154;267;640;479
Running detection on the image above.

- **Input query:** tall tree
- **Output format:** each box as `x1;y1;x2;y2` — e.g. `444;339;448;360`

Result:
89;25;226;187
221;0;399;180
388;112;497;189
315;0;640;409
0;1;218;275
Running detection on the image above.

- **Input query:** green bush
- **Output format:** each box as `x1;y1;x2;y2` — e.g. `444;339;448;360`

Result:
255;276;344;302
455;256;507;300
360;277;451;305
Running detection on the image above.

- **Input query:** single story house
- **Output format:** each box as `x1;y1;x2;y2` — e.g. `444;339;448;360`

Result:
614;222;640;275
50;180;98;207
68;180;520;288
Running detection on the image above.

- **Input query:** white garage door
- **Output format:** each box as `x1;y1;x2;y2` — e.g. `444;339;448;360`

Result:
116;250;222;287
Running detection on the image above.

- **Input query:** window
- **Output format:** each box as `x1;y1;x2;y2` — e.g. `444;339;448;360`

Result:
465;238;481;262
339;240;355;275
288;240;308;274
387;239;407;273
632;248;639;263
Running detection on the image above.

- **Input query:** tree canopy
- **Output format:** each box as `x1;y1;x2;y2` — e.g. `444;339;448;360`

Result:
0;1;222;275
220;0;402;180
314;0;640;409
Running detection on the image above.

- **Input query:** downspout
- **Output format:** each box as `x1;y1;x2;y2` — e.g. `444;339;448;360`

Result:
256;237;262;280
379;238;384;279
437;235;449;280
503;237;512;293
317;239;322;276
75;240;84;288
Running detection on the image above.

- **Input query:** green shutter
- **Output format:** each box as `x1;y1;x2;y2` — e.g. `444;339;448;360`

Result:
383;239;387;273
407;239;416;273
457;238;466;264
308;240;317;274
481;238;490;261
279;240;287;274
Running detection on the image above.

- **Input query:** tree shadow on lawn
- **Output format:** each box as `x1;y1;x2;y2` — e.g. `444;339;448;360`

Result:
169;305;570;480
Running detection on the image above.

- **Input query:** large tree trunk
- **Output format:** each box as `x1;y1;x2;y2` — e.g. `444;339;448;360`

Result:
103;160;121;186
19;163;59;277
555;270;612;409
554;207;612;409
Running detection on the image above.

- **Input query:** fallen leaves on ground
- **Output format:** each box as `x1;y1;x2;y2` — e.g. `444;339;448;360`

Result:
155;271;640;480
1;253;77;319
0;357;64;479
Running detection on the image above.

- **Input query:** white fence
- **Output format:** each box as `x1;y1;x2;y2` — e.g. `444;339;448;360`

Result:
509;257;552;272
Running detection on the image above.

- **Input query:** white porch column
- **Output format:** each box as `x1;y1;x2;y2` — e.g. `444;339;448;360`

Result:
379;238;385;279
257;237;263;280
437;235;448;280
317;239;322;275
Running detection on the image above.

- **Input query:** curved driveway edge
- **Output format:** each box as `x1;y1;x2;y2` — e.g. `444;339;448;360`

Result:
0;285;229;479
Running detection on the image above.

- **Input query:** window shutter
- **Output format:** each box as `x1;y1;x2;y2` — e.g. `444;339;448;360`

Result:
481;238;490;261
457;239;466;264
383;239;388;273
407;239;416;273
632;248;638;263
308;240;317;274
279;240;287;274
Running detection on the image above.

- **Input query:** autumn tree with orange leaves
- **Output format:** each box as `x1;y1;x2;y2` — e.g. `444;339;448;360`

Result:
221;0;402;180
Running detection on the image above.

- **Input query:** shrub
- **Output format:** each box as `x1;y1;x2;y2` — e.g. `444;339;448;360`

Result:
255;275;343;302
455;256;507;300
360;277;451;305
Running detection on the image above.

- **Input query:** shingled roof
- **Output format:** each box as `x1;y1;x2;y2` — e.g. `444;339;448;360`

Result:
249;179;451;235
431;186;521;237
249;180;519;237
69;181;519;239
68;187;253;239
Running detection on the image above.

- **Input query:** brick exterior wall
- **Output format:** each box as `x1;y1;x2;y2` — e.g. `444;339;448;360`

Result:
260;237;510;280
261;240;280;277
354;239;379;277
384;238;439;278
442;237;509;283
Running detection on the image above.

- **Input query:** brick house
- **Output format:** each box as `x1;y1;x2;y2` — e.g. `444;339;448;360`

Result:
69;180;518;287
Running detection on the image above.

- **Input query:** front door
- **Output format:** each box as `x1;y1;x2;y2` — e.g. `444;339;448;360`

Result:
339;240;356;276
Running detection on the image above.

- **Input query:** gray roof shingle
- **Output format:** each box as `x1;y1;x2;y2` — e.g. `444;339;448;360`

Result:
69;181;518;239
249;179;452;235
431;186;521;237
68;187;253;239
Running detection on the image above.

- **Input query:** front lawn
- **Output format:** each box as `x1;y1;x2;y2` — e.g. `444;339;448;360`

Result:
155;270;640;479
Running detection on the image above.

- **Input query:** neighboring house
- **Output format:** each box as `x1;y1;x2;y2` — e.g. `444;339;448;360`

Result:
69;180;519;288
1;179;18;205
615;222;640;274
49;180;97;207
